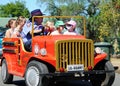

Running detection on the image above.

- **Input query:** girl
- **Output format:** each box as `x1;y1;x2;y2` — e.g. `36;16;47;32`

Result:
44;21;55;35
5;19;16;38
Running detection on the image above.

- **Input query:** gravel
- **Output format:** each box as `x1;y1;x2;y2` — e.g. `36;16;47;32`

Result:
111;57;120;74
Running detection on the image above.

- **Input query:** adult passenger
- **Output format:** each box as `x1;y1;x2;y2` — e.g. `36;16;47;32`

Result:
21;9;44;51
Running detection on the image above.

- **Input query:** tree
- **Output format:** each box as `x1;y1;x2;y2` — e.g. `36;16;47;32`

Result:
37;0;86;16
97;0;120;54
86;0;101;41
37;0;120;42
0;1;30;18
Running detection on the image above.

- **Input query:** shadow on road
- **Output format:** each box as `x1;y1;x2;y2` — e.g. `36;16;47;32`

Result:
12;80;26;86
49;80;93;86
10;79;93;86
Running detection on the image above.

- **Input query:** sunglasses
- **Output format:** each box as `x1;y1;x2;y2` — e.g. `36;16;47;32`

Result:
66;24;73;27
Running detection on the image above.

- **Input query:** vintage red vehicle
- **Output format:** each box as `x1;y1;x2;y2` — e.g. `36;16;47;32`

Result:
1;16;115;86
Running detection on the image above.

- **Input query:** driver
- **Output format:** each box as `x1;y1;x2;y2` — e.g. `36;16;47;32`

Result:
21;9;44;51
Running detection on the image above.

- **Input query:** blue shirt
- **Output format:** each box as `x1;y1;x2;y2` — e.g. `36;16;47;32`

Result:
21;20;43;43
21;21;32;43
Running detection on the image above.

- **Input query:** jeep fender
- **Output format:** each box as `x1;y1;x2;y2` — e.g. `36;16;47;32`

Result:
94;53;107;66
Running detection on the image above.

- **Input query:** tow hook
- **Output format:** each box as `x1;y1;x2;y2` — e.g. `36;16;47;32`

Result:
114;66;119;71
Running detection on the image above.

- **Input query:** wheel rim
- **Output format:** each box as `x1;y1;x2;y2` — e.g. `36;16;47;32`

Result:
26;66;41;86
1;62;7;81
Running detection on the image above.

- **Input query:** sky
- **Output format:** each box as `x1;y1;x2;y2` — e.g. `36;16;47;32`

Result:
0;0;47;14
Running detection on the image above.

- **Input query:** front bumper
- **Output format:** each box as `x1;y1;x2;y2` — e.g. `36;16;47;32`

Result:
41;70;115;77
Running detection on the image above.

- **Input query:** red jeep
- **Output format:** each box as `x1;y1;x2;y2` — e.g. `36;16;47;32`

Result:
1;16;115;86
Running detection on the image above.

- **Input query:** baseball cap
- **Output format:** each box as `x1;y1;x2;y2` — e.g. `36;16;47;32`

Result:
55;20;64;28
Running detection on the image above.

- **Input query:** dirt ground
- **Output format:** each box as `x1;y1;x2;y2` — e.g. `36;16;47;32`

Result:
111;57;120;73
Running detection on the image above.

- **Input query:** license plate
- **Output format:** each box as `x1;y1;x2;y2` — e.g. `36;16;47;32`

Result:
67;64;84;71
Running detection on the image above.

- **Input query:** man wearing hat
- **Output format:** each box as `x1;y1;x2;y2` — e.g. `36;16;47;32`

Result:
21;9;44;51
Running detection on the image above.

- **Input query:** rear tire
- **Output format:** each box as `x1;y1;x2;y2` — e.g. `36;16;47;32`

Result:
25;61;49;86
1;59;13;84
91;60;115;86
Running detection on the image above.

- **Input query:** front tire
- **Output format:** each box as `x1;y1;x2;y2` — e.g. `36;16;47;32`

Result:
1;59;13;84
91;60;115;86
25;61;49;86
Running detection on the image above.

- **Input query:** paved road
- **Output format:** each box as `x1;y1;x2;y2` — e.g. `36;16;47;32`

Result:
0;68;119;86
112;73;120;86
0;75;92;86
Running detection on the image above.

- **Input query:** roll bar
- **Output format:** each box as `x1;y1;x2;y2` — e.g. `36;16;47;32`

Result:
32;16;86;37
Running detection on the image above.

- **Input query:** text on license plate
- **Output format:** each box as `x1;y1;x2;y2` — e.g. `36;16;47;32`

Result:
67;64;84;71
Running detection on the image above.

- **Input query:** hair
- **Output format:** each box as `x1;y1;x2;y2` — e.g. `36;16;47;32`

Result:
45;21;55;33
6;19;16;28
45;21;54;28
16;16;26;26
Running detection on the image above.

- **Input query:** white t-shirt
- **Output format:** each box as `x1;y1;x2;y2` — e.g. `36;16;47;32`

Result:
50;30;61;35
12;28;21;37
63;31;78;35
5;28;14;38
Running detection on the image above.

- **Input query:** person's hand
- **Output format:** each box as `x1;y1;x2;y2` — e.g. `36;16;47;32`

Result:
30;29;42;34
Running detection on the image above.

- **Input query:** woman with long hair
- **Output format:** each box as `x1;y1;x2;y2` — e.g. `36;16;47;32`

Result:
5;19;16;38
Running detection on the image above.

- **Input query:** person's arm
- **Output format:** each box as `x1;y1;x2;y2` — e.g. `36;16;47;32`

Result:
29;25;44;35
11;33;18;38
22;21;32;36
11;29;20;38
5;29;11;38
29;29;42;34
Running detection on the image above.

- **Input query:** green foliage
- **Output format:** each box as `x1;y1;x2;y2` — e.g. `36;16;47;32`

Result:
37;0;120;44
47;1;62;16
37;0;85;16
92;0;120;54
0;1;30;17
97;1;120;40
60;3;84;16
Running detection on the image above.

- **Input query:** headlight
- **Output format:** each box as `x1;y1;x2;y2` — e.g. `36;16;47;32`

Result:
34;44;39;55
40;48;47;56
34;44;47;56
95;47;103;54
